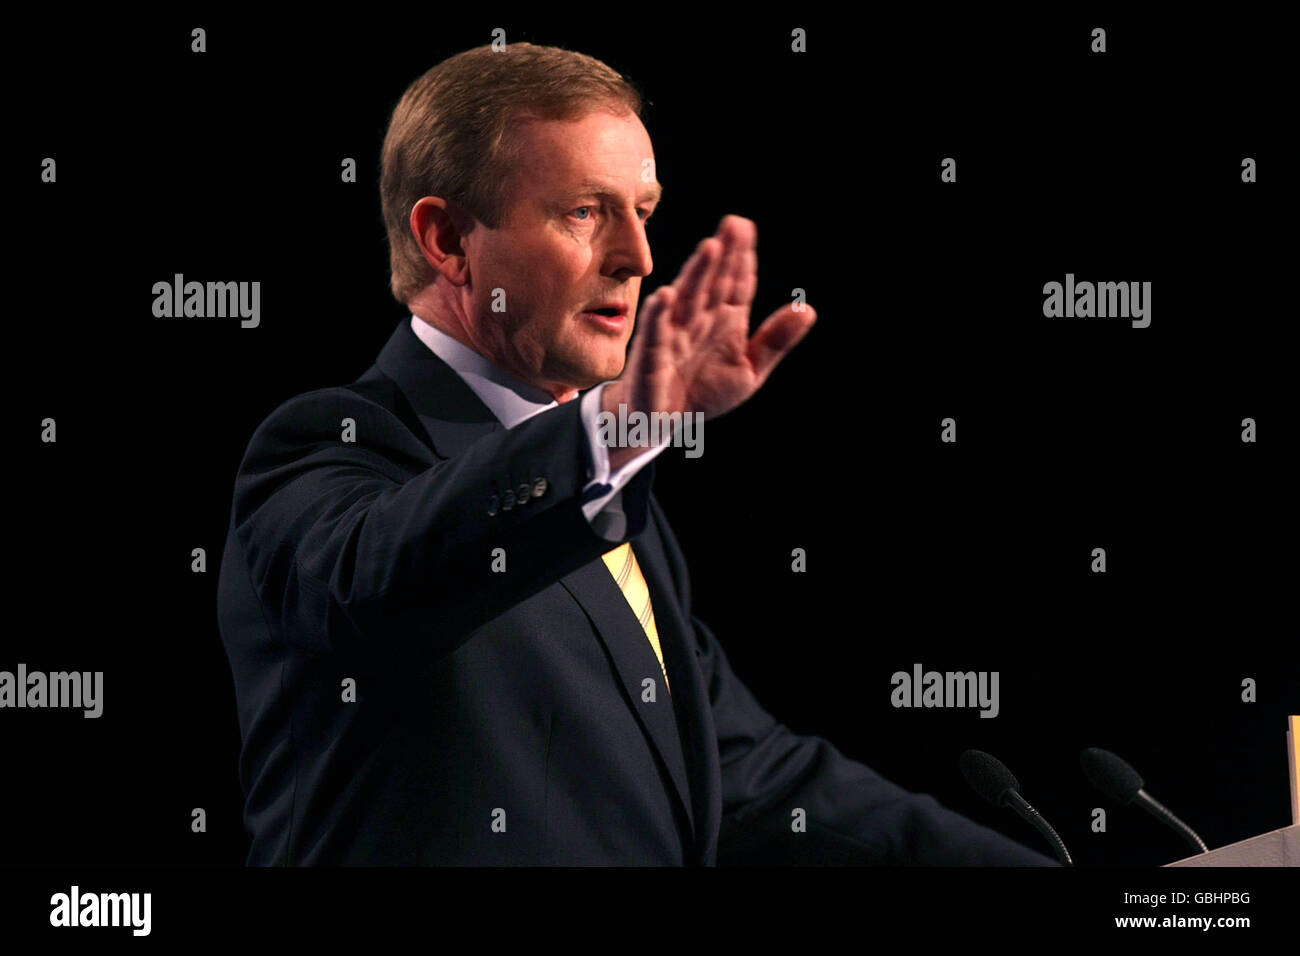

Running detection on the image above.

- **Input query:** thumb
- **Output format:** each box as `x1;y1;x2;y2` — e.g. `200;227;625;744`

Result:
746;303;816;384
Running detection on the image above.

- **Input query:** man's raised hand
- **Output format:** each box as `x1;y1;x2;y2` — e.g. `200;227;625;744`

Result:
604;215;816;436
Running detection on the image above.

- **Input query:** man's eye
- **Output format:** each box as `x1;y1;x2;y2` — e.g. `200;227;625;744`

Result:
572;206;593;221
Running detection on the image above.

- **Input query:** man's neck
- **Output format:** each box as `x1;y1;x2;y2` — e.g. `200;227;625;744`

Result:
411;309;477;356
410;309;580;404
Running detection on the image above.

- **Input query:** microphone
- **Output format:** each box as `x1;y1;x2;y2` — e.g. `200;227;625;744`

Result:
959;749;1074;866
1079;747;1208;854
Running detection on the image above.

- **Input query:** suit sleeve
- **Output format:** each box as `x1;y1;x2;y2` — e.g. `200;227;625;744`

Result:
228;385;652;665
646;497;1059;866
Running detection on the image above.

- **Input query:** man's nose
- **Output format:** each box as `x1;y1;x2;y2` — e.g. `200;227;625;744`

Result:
604;215;653;279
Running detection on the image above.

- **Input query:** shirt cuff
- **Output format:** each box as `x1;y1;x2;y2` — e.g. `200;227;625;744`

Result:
578;382;669;537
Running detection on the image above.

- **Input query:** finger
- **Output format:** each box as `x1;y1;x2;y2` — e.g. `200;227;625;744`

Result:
707;218;745;310
746;303;816;385
633;285;675;355
691;230;728;318
672;237;722;327
729;224;757;307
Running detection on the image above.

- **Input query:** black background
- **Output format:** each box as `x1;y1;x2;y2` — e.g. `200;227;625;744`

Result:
8;5;1296;924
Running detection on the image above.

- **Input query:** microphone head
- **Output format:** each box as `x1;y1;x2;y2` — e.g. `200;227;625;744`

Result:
959;749;1021;806
1079;747;1144;804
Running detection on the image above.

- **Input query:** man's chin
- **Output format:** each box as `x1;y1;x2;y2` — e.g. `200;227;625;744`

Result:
565;355;626;391
576;368;622;391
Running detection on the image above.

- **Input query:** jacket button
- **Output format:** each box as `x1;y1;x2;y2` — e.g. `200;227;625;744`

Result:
502;489;516;511
532;477;548;498
487;494;499;516
516;483;532;504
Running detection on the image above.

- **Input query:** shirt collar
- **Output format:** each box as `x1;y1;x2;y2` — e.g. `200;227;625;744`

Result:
409;314;558;428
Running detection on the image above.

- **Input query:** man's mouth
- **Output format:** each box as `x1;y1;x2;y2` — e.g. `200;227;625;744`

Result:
579;303;629;332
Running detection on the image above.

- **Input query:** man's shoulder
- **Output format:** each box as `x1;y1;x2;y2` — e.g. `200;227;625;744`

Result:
247;318;431;435
236;368;433;475
252;373;400;432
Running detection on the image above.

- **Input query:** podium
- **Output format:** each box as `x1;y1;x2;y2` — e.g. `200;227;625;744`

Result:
1163;715;1300;866
1165;823;1300;866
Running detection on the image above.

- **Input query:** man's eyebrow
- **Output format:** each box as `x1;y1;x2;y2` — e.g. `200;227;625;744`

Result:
568;180;663;204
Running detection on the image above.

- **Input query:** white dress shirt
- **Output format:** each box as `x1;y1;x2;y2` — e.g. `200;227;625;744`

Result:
409;314;666;540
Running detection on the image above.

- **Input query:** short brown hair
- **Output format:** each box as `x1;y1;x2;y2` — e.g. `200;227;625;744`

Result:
380;42;645;305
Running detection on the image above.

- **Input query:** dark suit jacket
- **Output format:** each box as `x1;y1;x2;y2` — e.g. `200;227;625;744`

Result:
216;316;1058;866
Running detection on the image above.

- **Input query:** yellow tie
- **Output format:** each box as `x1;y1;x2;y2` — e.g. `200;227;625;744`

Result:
601;542;670;693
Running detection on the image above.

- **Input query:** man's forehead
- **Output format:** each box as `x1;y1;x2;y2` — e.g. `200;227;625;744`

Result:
511;112;659;199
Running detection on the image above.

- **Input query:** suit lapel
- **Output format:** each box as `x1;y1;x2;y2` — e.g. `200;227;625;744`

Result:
372;316;504;458
557;553;697;846
632;512;722;866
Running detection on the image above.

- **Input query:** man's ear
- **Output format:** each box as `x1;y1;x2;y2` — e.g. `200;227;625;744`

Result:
410;196;474;285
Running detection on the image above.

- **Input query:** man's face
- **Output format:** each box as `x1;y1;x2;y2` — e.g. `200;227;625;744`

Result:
461;108;660;396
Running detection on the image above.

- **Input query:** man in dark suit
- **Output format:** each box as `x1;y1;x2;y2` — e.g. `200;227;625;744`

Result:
216;42;1057;866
